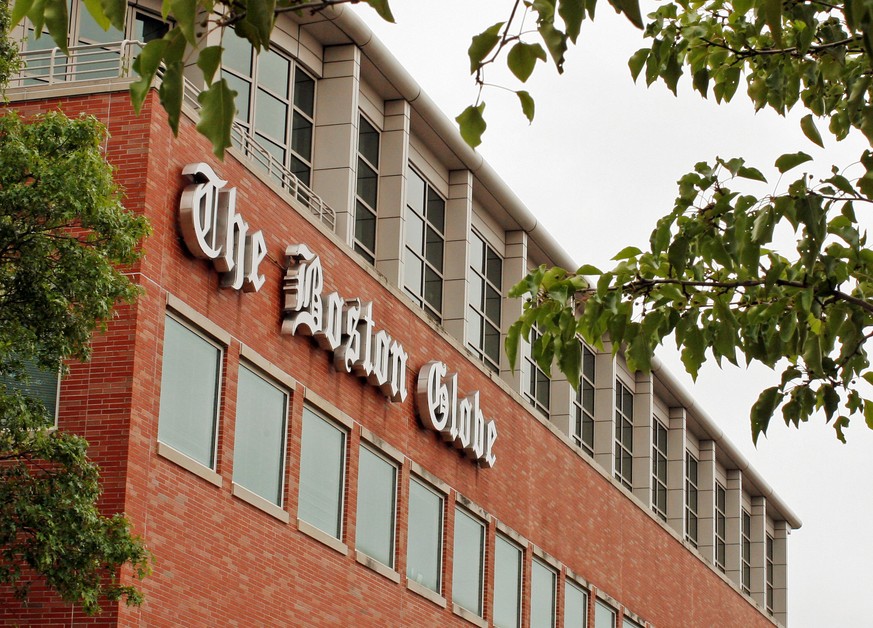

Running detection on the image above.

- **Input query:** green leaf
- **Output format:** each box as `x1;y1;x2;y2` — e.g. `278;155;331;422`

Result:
800;114;824;148
612;246;642;260
170;0;197;45
866;400;873;430
538;21;568;72
516;90;535;123
364;0;395;22
197;45;223;86
100;0;127;31
468;22;504;73
611;0;643;29
11;0;35;26
761;0;783;45
197;79;237;159
775;151;813;173
43;0;69;53
576;264;602;275
628;48;648;82
238;0;275;50
751;386;783;443
507;42;547;83
82;0;110;31
737;166;767;182
456;103;487;148
505;320;523;371
558;0;585;43
158;61;184;135
130;39;169;113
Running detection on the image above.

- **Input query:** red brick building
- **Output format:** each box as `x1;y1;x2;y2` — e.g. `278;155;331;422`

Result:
2;3;800;626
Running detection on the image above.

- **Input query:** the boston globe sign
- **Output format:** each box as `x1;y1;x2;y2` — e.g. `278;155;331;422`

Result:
178;163;498;467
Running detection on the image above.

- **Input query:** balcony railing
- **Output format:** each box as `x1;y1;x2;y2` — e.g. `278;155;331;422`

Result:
12;41;337;232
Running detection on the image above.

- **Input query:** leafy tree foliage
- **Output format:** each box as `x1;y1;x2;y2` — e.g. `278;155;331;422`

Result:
1;5;152;608
13;0;873;439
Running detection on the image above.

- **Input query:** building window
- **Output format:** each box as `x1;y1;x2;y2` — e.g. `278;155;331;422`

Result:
530;558;557;628
452;507;485;616
714;482;727;573
222;37;316;185
766;534;775;614
572;343;596;456
0;360;60;428
651;419;668;521
404;167;445;321
622;619;642;628
741;508;752;594
685;451;699;546
298;406;347;539
614;380;634;489
355;445;397;568
354;115;380;263
564;580;588;628
233;365;288;505
524;328;551;417
157;315;222;468
493;534;523;628
468;231;502;372
594;600;616;628
407;478;444;593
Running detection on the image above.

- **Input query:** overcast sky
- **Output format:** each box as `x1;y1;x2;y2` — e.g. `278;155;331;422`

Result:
358;2;873;625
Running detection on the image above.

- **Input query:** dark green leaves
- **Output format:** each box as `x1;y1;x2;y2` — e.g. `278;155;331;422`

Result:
800;114;825;148
517;90;536;123
507;42;547;82
197;79;236;158
456;103;487;148
364;0;395;22
775;151;813;173
468;22;504;73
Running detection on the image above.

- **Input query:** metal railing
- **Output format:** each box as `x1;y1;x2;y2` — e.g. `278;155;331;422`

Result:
12;41;337;232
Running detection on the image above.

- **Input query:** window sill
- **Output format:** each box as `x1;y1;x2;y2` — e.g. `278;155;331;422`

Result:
297;518;348;556
157;441;222;487
452;603;487;628
406;579;446;608
355;550;400;583
232;482;289;523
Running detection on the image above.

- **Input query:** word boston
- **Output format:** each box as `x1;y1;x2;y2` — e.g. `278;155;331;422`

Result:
416;362;497;468
282;245;409;402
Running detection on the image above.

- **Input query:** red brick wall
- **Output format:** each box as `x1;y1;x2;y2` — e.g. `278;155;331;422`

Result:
1;90;777;627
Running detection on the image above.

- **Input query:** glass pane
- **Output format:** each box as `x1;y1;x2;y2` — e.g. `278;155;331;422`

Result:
294;68;315;116
485;285;501;323
222;71;251;121
357;158;378;209
484;323;500;365
258;49;290;97
594;601;616;628
157;317;220;467
426;189;445;232
255;88;288;143
425;226;443;271
536;371;550;409
407;479;442;592
255;133;286;165
405;207;424;251
582;416;594;448
289;155;311;186
356;447;396;567
404;253;423;299
530;560;556;628
469;275;483;312
223;33;253;76
359;116;380;167
582;384;594;413
354;200;377;254
623;388;634;414
470;232;484;273
583;347;595;380
493;536;522;628
406;169;425;214
234;366;287;505
134;13;169;43
0;360;59;425
452;509;484;616
78;5;123;43
468;309;483;350
564;581;588;628
486;247;503;288
291;112;312;161
424;266;442;313
298;408;345;538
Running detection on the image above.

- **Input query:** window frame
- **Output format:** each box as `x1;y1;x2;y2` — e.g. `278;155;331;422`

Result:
741;508;752;594
232;362;290;507
714;481;727;573
651;419;668;521
354;113;380;263
467;230;503;372
297;404;349;541
685;451;699;547
563;578;589;628
451;505;487;617
523;327;551;418
493;532;524;628
406;475;446;595
572;343;596;456
530;556;558;628
594;599;617;628
157;312;224;471
403;165;445;322
766;533;775;614
355;441;399;570
614;379;634;489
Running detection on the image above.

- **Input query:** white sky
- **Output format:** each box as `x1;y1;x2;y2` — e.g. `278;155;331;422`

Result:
357;2;873;625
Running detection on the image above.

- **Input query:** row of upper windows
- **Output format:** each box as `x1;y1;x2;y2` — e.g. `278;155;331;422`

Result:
155;309;646;628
